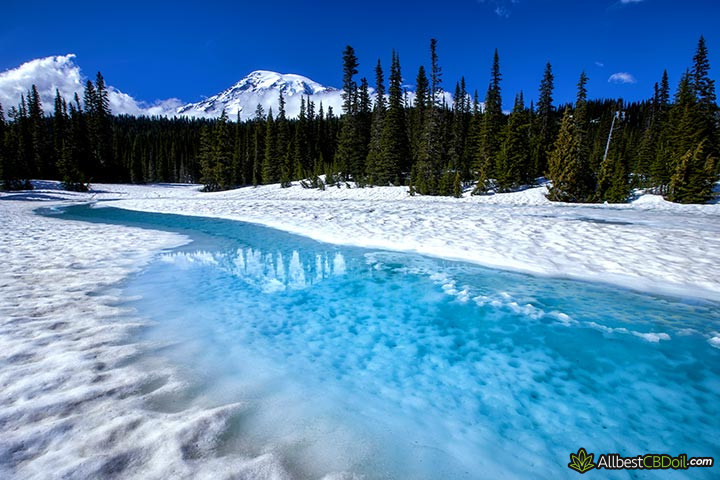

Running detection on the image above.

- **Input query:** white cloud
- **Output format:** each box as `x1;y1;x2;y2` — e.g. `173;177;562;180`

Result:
608;72;637;84
620;0;643;3
595;61;605;68
478;0;519;18
0;54;179;117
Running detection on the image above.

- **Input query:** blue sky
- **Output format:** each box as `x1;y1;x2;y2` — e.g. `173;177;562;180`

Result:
2;0;718;110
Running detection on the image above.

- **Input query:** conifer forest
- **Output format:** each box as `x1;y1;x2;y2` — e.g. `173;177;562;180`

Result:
1;37;717;204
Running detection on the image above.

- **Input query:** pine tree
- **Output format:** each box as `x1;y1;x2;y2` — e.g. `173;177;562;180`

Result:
58;101;88;191
650;70;672;191
4;97;33;190
547;106;584;202
53;89;65;169
690;35;718;162
668;140;716;203
213;109;234;190
376;51;409;185
253;104;265;185
448;77;469;176
473;49;503;193
366;59;386;183
130;136;144;184
262;108;278;183
533;62;555;178
573;71;595;200
276;92;293;187
417;38;448;195
596;115;630;203
198;124;216;190
496;93;531;191
691;36;717;124
25;85;46;179
335;45;367;181
452;170;463;198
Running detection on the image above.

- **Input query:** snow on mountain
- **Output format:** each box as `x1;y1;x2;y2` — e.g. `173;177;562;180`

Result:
1;55;457;121
176;70;344;120
0;54;183;117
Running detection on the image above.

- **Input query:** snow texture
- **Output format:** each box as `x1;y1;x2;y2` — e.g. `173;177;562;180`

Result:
1;180;719;478
95;181;720;302
0;195;308;479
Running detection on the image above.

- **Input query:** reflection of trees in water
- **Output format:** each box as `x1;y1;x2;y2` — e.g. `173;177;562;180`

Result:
160;248;348;293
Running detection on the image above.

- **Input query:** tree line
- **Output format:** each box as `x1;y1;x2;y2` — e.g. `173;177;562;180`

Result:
1;36;717;203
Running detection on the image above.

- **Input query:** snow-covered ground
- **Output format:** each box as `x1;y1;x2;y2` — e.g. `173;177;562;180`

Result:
1;180;719;478
88;180;720;301
0;193;299;479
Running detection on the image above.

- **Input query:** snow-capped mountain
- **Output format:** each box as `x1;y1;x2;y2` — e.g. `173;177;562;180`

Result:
176;70;344;120
0;56;344;120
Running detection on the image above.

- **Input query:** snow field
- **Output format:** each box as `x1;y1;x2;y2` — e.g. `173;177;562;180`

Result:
0;199;309;479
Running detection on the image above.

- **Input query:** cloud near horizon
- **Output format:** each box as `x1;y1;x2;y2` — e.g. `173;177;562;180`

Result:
608;72;637;84
0;54;181;117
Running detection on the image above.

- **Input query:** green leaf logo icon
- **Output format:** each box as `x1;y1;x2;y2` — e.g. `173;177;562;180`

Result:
568;448;596;474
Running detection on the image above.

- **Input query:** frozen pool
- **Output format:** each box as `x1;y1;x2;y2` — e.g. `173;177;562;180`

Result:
56;204;720;479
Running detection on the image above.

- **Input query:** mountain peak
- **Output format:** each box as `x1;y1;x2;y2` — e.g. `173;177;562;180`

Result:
176;70;342;120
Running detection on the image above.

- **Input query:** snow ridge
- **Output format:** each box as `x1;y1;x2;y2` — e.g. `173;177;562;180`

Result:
176;70;344;120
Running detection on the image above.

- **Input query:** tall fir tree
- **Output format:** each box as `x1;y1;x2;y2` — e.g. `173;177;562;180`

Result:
533;62;555;178
496;93;531;191
573;71;595;200
415;39;447;195
262;108;278;184
668;140;716;203
376;51;409;185
473;49;503;193
547;106;586;202
335;45;366;181
366;59;386;183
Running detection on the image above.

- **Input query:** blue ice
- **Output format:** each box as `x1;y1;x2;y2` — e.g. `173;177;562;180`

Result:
58;205;720;479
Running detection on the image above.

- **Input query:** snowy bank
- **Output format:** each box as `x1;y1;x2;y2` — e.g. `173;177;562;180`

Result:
0;195;301;479
94;181;720;302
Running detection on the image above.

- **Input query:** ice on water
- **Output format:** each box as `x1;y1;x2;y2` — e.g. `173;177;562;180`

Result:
93;206;719;480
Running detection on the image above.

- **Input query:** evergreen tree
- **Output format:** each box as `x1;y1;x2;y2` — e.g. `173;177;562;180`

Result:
253;104;265;185
473;49;503;193
335;45;367;181
547;106;584;202
573;71;595;200
58;101;88;191
53;90;65;169
596;113;630;203
4;98;33;190
130;136;144;184
213;109;234;189
690;35;718;162
533;62;555;178
496;93;531;191
262;108;279;183
276;92;293;187
415;39;447;195
667;140;716;203
198;124;216;190
649;70;673;191
376;51;409;184
448;78;469;176
410;65;429;164
366;59;386;183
